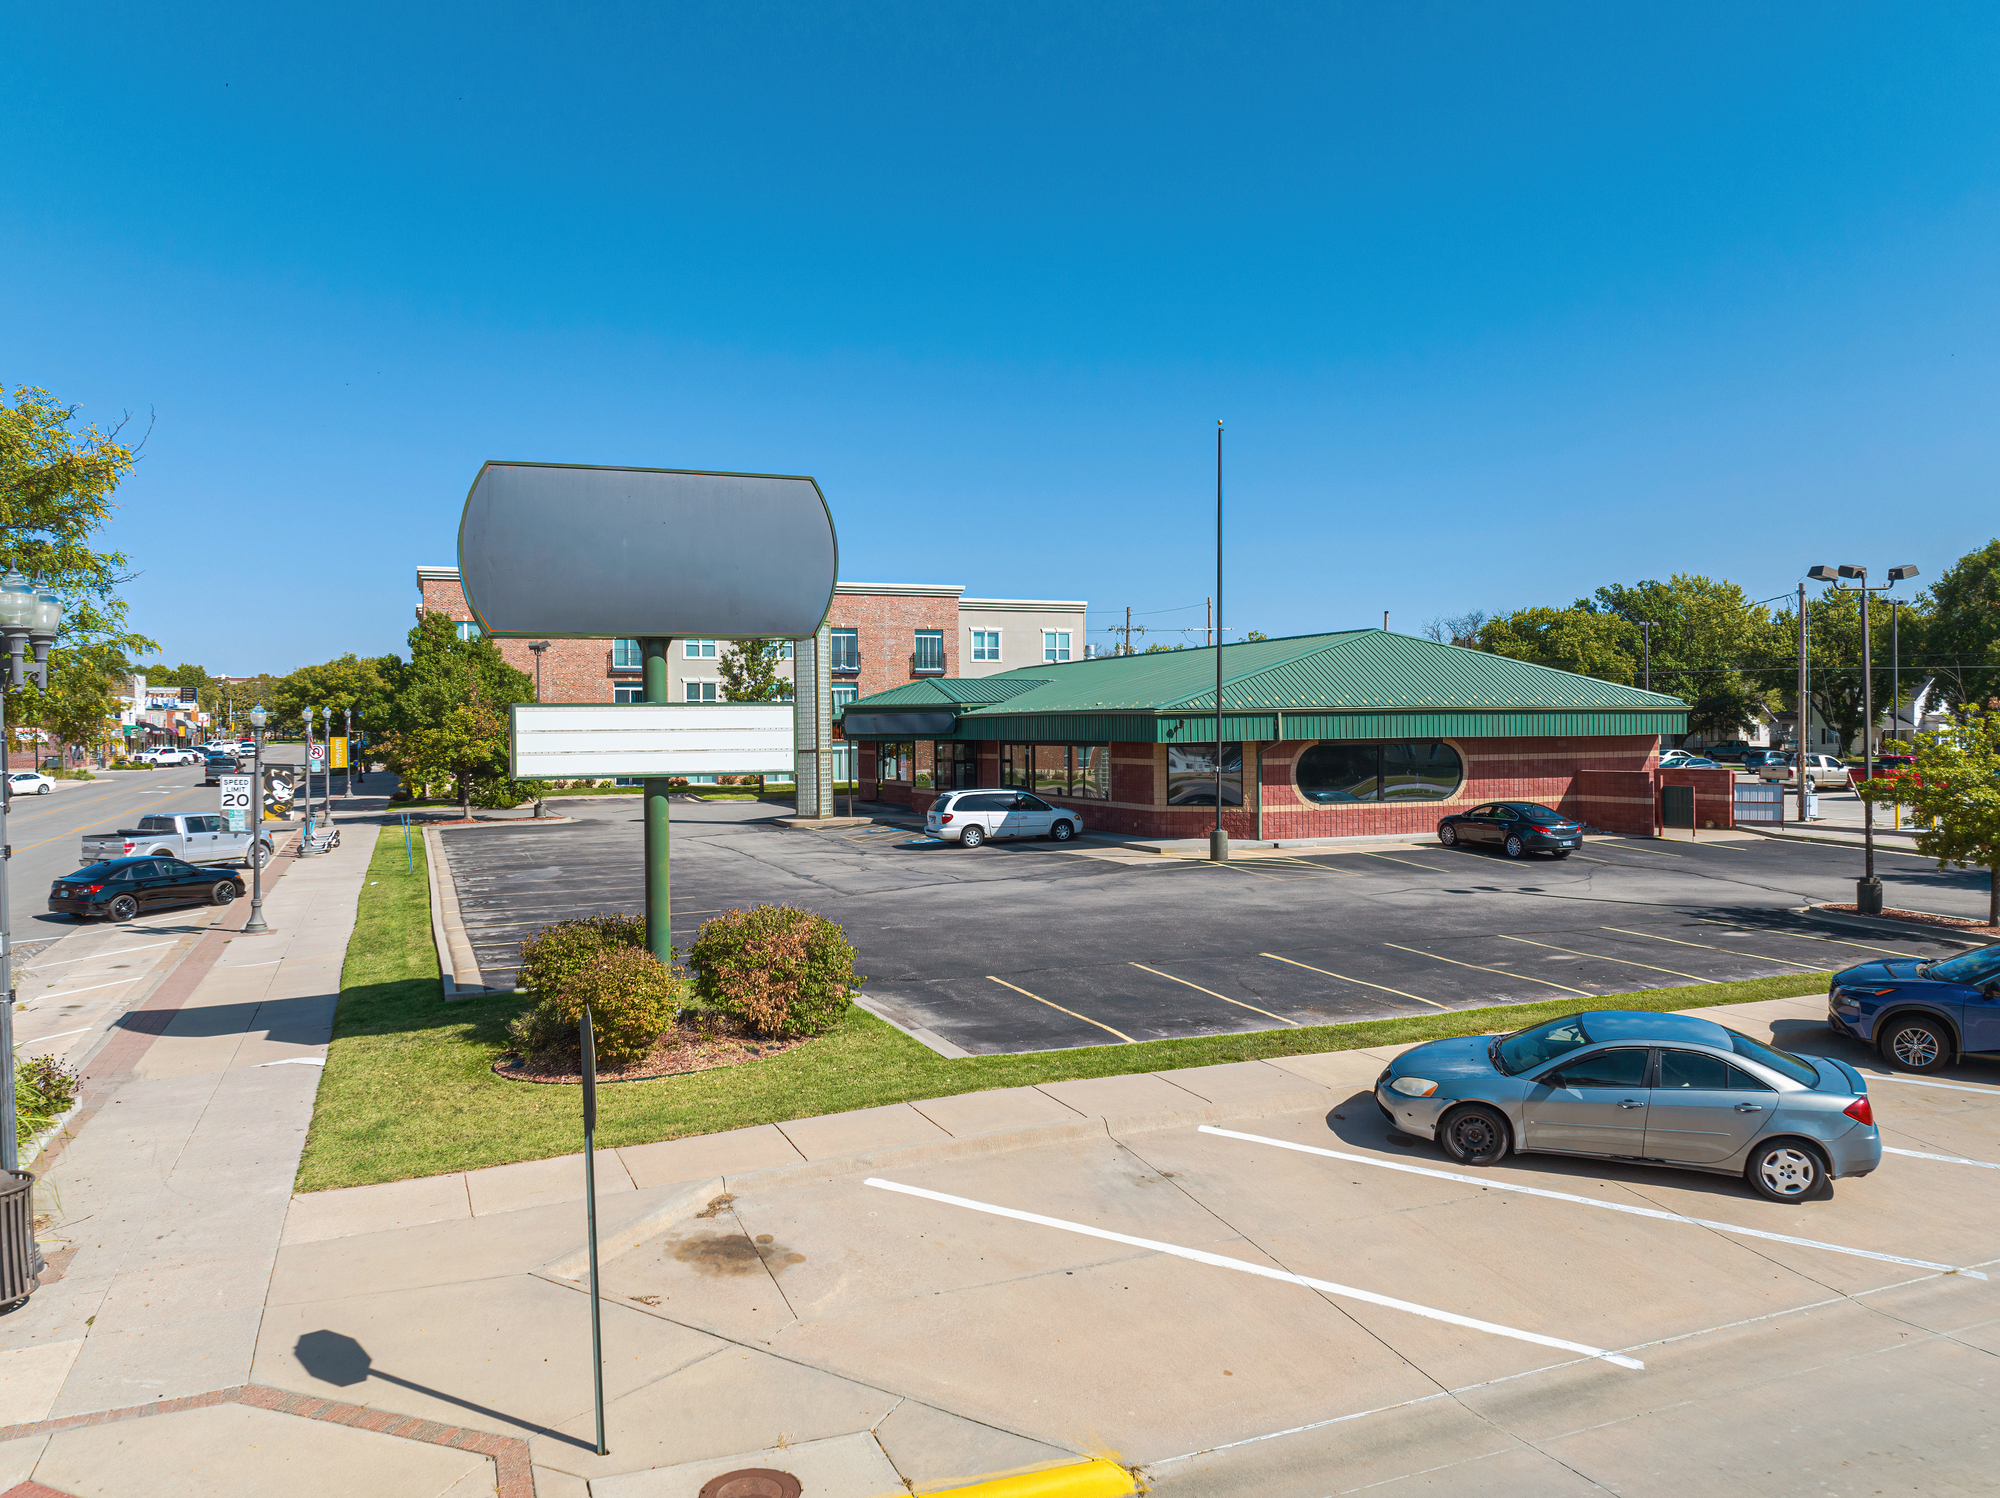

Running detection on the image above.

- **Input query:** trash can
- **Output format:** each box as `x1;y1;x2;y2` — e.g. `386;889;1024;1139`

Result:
0;1171;37;1306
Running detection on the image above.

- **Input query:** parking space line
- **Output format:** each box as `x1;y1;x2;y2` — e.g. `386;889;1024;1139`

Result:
1696;920;1917;957
33;977;142;999
1128;963;1299;1025
1607;842;1684;856
1382;942;1595;996
1199;1126;1986;1279
1353;850;1450;871
1600;927;1821;970
1858;1072;2000;1096
984;976;1135;1043
863;1176;1644;1369
30;940;176;968
1495;934;1713;983
1260;953;1450;1011
1884;1146;2000;1170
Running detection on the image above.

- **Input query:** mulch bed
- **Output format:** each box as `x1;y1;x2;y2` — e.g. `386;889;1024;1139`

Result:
1818;903;2000;940
492;1017;813;1085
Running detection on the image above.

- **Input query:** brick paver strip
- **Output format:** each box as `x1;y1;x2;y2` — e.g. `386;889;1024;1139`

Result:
0;1385;534;1496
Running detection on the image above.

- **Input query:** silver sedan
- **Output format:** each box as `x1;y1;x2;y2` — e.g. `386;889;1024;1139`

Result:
1376;1010;1880;1203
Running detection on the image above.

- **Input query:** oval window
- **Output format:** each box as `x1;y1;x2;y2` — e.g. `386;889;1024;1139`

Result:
1296;741;1462;803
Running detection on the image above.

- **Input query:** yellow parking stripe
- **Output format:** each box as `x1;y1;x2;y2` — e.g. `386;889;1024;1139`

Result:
1381;942;1595;996
1495;933;1712;983
1353;850;1450;871
1695;919;1916;957
1600;926;1821;970
1259;952;1450;1011
985;976;1135;1043
1128;963;1299;1025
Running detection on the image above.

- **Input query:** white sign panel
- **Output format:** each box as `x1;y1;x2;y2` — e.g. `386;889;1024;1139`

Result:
510;703;796;779
219;774;255;832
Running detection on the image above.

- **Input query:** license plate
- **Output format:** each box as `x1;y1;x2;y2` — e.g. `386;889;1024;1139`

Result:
1562;839;1578;847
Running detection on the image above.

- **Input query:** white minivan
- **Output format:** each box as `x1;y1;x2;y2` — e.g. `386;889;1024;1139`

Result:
926;789;1082;847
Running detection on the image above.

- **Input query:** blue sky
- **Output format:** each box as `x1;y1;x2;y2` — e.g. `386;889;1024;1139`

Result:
5;3;1998;671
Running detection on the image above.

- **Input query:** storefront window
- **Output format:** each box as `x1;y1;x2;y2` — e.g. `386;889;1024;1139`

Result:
1072;745;1110;799
935;742;978;790
1297;741;1461;803
881;741;914;782
1001;744;1029;788
1166;743;1242;806
1032;745;1070;797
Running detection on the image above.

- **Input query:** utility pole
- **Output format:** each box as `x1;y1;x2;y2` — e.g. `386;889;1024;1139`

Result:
1210;423;1227;863
1639;622;1654;692
1795;583;1809;824
1115;607;1147;655
1206;597;1213;650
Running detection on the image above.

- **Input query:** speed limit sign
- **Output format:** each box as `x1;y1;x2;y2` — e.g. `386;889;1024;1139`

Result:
219;774;256;832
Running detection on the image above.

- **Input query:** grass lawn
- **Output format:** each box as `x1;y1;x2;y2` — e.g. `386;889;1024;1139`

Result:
297;823;1838;1192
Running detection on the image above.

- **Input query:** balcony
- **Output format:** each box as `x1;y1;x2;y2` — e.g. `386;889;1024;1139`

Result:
830;652;861;677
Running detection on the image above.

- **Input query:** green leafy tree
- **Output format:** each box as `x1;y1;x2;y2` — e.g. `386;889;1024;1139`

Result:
1860;712;2000;926
1476;604;1639;683
718;638;790;702
1686;673;1768;741
0;385;159;758
1590;574;1784;697
378;613;534;819
273;653;396;738
1921;540;2000;710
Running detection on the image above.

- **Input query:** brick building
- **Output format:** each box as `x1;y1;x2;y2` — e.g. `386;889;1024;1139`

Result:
839;630;1703;839
414;569;1085;780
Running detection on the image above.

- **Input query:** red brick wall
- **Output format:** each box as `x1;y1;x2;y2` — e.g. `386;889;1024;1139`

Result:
418;575;617;702
1658;765;1737;830
831;590;960;700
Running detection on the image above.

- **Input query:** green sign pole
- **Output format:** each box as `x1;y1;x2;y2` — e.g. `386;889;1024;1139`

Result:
641;638;672;963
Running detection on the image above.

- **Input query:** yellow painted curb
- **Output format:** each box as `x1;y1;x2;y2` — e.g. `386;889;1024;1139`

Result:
919;1459;1139;1498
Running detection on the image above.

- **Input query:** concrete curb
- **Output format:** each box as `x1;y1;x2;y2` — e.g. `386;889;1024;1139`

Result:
424;825;489;998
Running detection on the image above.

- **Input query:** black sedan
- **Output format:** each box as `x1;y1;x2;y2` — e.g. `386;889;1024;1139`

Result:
1437;802;1583;858
49;857;245;922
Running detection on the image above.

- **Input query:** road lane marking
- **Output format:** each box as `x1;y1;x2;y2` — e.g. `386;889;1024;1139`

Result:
1495;934;1713;983
1857;1072;2000;1096
23;1027;91;1044
1260;953;1450;1011
33;977;142;999
257;1056;326;1067
1128;964;1299;1025
985;976;1135;1043
1696;920;1920;957
862;1176;1644;1370
1884;1146;2000;1170
1599;927;1821;970
1199;1126;1985;1279
1381;942;1594;996
29;941;176;967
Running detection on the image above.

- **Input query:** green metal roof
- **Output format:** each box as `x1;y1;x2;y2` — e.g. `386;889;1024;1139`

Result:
839;630;1686;738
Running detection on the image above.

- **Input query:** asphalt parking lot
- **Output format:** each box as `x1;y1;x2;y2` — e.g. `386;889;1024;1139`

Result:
439;802;1979;1054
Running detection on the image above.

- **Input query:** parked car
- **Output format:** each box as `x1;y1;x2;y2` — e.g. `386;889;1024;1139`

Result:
1658;750;1703;768
1375;1009;1879;1203
925;789;1081;847
48;856;245;922
1741;749;1786;772
5;771;53;797
1757;753;1853;791
201;751;240;785
1702;741;1755;763
1664;756;1721;770
1827;942;2000;1072
80;813;273;868
133;747;200;767
1436;801;1583;858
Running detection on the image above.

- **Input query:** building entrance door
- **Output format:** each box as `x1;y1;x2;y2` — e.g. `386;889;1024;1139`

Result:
936;742;979;790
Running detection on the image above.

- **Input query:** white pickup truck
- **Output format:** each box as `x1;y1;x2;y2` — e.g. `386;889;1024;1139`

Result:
80;814;274;868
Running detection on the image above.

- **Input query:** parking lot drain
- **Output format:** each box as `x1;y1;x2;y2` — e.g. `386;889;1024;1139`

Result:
698;1471;800;1498
1199;1126;1987;1280
863;1177;1644;1370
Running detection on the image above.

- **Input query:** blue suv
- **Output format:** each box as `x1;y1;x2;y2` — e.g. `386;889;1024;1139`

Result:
1828;943;2000;1071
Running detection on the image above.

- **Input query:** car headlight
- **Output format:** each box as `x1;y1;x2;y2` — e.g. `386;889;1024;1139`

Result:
1389;1076;1440;1098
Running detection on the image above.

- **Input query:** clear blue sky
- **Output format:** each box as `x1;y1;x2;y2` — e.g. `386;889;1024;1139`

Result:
6;4;1997;672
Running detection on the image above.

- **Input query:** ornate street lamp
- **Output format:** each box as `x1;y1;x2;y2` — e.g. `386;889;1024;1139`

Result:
245;703;270;933
0;574;35;1174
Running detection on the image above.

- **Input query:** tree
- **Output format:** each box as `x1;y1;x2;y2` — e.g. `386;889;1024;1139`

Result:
1423;609;1489;646
1;386;159;762
1860;711;2000;926
1686;674;1767;741
1590;574;1784;697
1922;540;2000;710
1476;605;1640;683
718;638;789;702
273;653;396;736
376;613;534;819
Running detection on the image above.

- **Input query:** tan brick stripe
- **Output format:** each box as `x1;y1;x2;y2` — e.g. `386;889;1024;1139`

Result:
0;1385;533;1497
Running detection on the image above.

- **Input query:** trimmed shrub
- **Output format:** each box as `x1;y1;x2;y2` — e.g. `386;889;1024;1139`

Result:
509;914;654;1063
549;946;678;1066
687;905;858;1038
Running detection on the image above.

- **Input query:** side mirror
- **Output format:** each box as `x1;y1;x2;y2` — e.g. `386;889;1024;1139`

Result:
1540;1073;1564;1089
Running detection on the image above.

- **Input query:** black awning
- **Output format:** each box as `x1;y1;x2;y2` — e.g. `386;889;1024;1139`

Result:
842;710;958;738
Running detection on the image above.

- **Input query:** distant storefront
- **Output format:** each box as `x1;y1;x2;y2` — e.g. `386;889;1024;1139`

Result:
839;630;1691;838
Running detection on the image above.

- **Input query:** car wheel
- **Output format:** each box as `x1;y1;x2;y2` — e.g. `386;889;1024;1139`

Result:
1502;834;1525;859
1049;820;1074;842
1881;1016;1950;1072
106;895;139;922
1438;1104;1510;1166
1746;1140;1828;1203
959;824;986;848
208;880;237;907
1438;824;1458;847
36;785;49;794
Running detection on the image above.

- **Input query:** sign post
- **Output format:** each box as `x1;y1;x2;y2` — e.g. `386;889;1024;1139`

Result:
581;1006;607;1457
642;639;672;965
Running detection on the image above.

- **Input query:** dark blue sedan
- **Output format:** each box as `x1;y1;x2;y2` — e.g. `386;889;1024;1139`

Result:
1828;943;2000;1072
1437;801;1583;859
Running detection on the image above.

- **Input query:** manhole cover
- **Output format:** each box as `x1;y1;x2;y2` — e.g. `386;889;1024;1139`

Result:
699;1470;802;1498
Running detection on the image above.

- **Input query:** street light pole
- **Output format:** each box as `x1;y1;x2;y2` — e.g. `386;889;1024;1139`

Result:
244;703;269;934
343;705;353;798
0;573;51;1173
1795;583;1809;823
529;640;549;702
1638;621;1654;693
1210;421;1227;863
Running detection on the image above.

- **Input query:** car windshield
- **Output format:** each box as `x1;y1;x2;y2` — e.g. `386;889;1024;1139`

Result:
1495;1015;1592;1075
1924;945;2000;985
1724;1030;1821;1086
1515;806;1568;824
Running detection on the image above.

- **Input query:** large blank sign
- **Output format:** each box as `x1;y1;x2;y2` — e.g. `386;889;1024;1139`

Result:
460;463;837;639
510;704;795;779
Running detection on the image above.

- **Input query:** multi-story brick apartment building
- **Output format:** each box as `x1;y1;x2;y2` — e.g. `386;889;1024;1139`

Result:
415;567;1085;777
